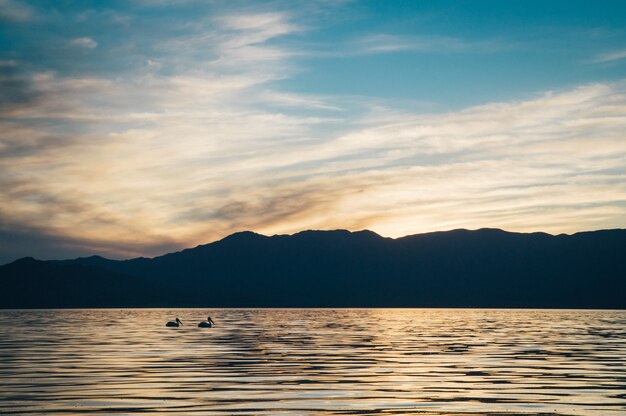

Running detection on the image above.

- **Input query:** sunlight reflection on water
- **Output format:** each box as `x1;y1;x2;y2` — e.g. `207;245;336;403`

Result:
0;309;625;415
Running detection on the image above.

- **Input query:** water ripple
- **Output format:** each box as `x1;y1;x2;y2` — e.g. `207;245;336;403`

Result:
0;309;625;415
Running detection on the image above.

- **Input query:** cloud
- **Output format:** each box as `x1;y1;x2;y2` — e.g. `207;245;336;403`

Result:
0;10;334;261
0;63;42;113
3;69;625;264
342;33;510;56
593;48;626;63
258;90;342;110
0;0;34;22
70;37;98;48
131;0;201;7
0;223;183;265
218;12;296;35
1;4;625;263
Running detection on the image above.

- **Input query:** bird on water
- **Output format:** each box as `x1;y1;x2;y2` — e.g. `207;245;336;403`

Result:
198;316;215;328
166;317;183;327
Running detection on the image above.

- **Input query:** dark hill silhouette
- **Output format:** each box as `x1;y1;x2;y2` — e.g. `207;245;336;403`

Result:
1;228;625;308
0;257;167;308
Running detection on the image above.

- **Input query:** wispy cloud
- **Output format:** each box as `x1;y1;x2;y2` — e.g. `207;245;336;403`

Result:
0;0;34;22
2;69;626;262
0;10;339;260
1;2;626;263
69;37;98;48
593;48;626;63
346;33;510;56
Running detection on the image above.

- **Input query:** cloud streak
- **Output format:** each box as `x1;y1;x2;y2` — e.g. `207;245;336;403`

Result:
0;0;33;22
70;37;98;48
352;34;509;55
594;48;626;63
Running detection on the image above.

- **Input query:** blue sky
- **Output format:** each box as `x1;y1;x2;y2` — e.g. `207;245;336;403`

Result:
1;0;626;263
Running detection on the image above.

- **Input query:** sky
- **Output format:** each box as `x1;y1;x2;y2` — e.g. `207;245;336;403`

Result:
1;0;626;263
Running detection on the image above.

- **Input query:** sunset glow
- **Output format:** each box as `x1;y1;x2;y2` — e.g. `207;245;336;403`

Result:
1;1;626;263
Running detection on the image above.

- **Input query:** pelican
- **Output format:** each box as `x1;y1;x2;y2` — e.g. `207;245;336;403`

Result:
198;316;215;328
166;318;183;327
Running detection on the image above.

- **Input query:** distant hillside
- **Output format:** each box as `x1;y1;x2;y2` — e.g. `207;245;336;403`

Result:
0;257;166;308
1;228;625;308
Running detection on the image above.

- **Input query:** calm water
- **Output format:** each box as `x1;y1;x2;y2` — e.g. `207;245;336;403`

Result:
0;309;625;415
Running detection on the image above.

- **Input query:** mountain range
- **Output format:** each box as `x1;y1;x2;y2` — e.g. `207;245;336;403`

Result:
1;228;625;308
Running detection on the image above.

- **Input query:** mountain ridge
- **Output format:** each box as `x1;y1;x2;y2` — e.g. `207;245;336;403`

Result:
1;228;625;308
35;227;623;264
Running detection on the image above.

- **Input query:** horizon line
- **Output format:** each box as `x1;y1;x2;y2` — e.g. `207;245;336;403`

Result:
4;226;624;266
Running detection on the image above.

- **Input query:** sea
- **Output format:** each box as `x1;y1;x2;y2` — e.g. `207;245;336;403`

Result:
0;308;625;415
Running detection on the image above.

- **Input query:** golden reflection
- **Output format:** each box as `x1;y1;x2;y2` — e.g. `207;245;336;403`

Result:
0;309;624;415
